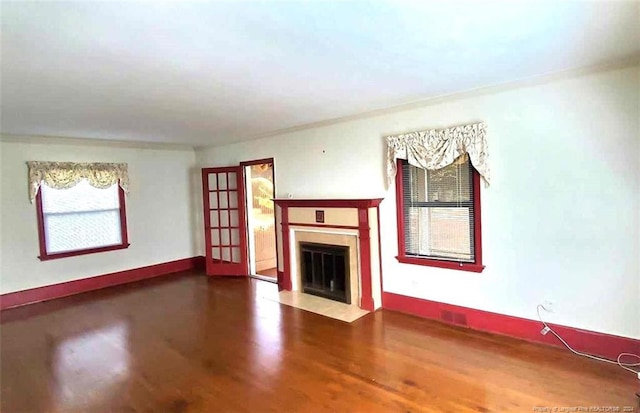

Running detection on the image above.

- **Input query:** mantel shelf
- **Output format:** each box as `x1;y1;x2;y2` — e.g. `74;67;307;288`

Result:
273;198;383;208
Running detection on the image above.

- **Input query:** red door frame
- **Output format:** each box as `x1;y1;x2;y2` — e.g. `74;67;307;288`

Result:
201;166;248;276
239;158;280;283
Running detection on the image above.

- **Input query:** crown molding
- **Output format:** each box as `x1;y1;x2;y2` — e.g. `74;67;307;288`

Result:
2;57;638;151
197;56;640;149
0;134;196;151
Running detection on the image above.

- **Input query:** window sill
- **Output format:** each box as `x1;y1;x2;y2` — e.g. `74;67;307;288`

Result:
39;243;130;261
395;255;485;273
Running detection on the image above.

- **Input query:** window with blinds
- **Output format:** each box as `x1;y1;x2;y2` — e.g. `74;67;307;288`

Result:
36;179;128;259
401;158;476;263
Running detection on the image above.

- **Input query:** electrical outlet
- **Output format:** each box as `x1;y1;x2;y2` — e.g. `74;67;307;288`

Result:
542;299;555;313
540;326;551;335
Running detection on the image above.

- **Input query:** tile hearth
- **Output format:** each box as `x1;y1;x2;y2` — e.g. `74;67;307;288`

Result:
259;287;370;323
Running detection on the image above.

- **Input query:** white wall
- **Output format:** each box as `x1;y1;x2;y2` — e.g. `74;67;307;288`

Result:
0;138;198;294
196;65;640;339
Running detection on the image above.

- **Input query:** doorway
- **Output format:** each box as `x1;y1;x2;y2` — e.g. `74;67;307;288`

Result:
242;159;277;281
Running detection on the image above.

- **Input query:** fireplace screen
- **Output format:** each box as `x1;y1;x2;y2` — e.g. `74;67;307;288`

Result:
300;242;350;304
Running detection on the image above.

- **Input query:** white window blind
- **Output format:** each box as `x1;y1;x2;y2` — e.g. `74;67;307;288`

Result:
41;180;122;254
402;158;475;262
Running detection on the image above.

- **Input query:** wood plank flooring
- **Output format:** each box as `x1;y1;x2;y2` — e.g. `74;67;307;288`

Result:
1;272;637;412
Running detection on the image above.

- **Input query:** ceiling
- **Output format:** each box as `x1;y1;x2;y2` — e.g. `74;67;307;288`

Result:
2;1;639;147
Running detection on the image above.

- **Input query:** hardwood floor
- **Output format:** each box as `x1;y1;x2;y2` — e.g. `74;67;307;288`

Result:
1;272;637;412
256;267;278;278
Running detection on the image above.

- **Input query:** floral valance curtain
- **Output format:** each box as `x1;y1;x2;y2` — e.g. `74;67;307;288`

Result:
386;122;490;188
27;161;129;203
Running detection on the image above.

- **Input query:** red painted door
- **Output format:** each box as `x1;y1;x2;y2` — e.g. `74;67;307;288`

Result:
202;167;248;276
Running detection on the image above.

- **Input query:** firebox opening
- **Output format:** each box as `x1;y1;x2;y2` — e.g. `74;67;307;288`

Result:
300;242;350;304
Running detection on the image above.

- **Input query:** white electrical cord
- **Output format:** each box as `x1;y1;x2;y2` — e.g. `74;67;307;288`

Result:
536;304;640;376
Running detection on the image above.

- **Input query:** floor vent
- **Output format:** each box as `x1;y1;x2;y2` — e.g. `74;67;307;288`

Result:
441;310;454;323
441;310;468;326
453;312;468;326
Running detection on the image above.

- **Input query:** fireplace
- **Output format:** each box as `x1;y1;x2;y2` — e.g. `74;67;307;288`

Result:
300;242;350;304
273;198;384;311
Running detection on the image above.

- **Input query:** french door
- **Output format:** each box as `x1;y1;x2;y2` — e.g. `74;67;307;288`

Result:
201;167;248;276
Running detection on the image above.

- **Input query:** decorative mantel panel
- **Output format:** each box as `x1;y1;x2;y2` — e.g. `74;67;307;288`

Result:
273;198;384;311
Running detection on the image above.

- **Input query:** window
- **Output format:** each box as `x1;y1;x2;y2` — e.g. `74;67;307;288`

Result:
395;157;484;272
36;180;129;260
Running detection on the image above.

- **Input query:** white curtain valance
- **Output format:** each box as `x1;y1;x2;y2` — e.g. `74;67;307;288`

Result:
27;161;129;203
386;122;490;188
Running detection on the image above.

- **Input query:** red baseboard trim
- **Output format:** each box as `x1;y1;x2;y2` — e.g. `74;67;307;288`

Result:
383;292;640;361
1;256;206;310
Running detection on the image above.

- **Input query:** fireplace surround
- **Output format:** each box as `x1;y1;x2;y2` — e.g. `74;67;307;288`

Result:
273;198;383;311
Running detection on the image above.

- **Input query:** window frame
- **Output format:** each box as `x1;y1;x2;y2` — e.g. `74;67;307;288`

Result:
35;183;129;261
395;159;485;273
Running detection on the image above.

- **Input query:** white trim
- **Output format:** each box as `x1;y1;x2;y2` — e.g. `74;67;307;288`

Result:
195;58;640;149
0;134;194;151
